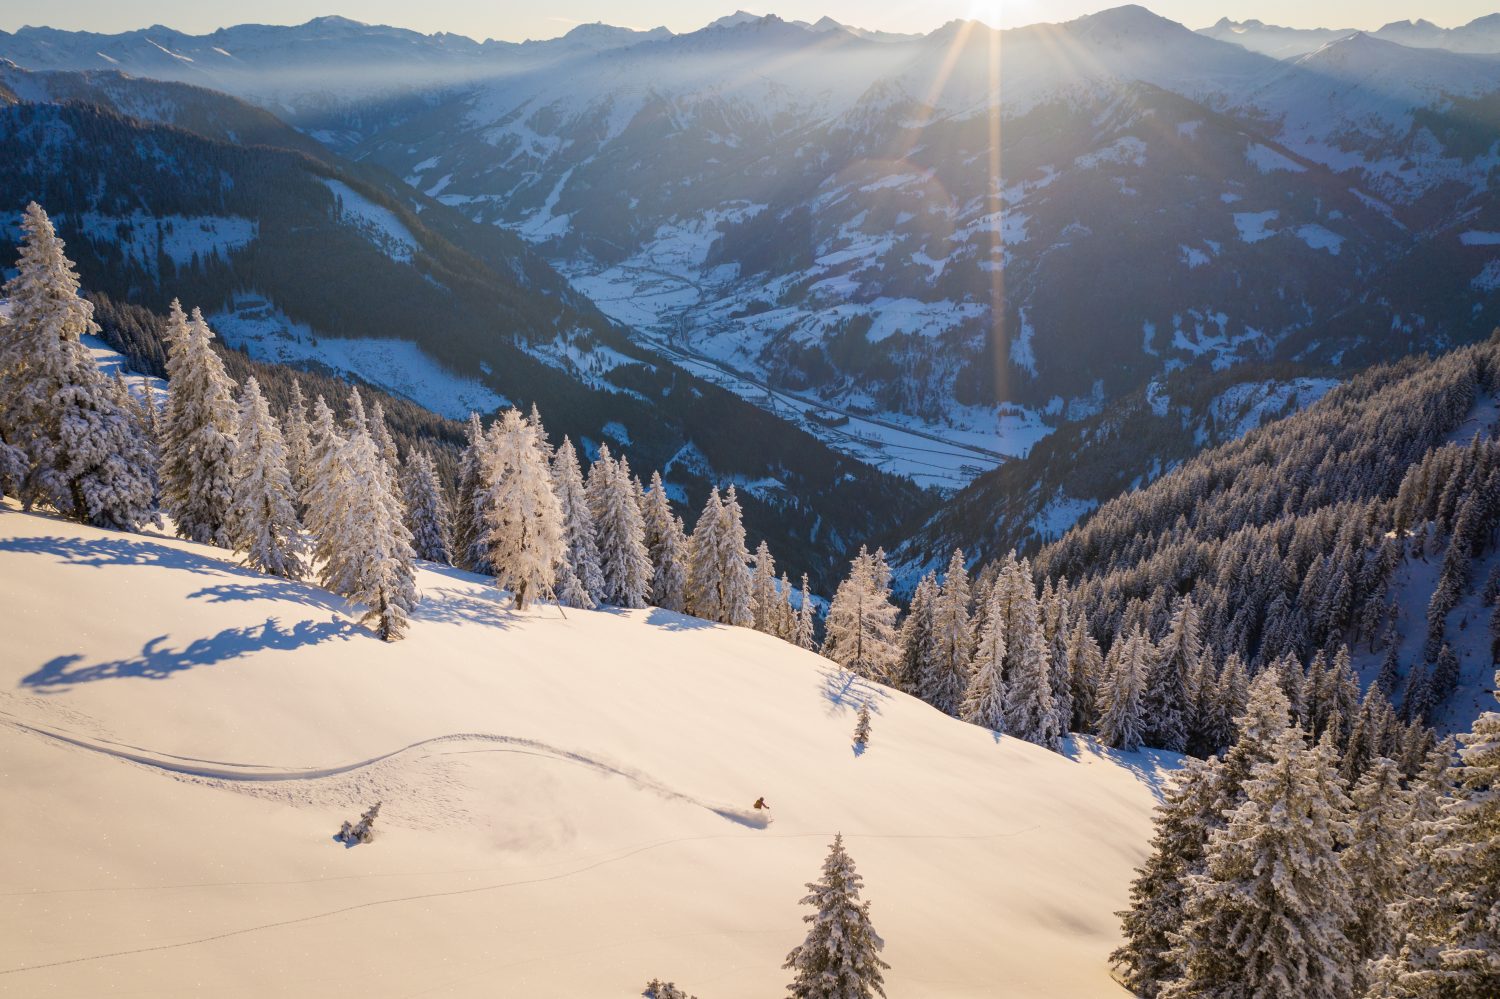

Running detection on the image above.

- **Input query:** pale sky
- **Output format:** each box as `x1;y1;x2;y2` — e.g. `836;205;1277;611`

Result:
3;1;1497;41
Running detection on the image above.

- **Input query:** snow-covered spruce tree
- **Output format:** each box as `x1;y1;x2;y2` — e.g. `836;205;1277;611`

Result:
1042;579;1074;736
752;540;778;633
587;446;652;609
1098;627;1149;752
551;437;604;609
686;486;753;625
1214;665;1294;816
1375;672;1500;998
1142;595;1201;753
1339;755;1410;991
1162;725;1355;999
794;575;817;650
642;470;687;613
317;389;418;640
227;376;304;578
641;980;696;999
776;572;797;641
0;202;156;529
367;399;400;475
161;303;238;545
453;413;493;575
401;447;453;565
821;547;900;682
1112;756;1222;998
1066;616;1103;735
783;833;889;999
923;549;973;716
302;395;347;577
853;702;872;748
961;590;1006;733
995;558;1060;750
894;572;937;696
480;409;566;611
282;379;313;513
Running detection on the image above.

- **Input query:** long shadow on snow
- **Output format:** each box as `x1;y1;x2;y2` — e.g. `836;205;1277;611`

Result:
0;533;263;579
21;617;359;688
820;667;890;719
1059;736;1181;802
413;586;519;630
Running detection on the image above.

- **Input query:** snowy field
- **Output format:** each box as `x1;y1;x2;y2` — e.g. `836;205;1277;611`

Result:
209;294;510;420
0;505;1170;997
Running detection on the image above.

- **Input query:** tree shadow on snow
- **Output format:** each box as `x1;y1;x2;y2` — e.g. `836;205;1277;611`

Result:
643;607;719;631
1058;736;1181;801
819;668;890;719
188;581;349;613
0;533;258;579
411;586;521;630
21;617;360;688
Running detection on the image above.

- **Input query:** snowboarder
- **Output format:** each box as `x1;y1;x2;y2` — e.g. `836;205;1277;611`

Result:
754;796;769;810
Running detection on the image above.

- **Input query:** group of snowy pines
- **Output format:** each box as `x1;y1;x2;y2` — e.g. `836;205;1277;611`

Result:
2;203;824;646
1113;668;1500;999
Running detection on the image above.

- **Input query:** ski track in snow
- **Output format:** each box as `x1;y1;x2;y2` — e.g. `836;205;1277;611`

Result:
0;714;769;829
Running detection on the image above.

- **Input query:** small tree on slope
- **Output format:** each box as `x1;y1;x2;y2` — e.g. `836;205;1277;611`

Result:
161;303;238;545
783;833;889;999
227;376;304;579
853;702;872;749
0;202;156;530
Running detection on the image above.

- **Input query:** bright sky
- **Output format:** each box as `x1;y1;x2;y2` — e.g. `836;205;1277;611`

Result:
4;2;1497;40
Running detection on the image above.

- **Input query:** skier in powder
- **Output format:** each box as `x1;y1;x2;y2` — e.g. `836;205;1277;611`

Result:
753;796;769;810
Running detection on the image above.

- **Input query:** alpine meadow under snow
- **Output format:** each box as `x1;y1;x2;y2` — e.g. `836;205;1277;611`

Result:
3;2;1500;997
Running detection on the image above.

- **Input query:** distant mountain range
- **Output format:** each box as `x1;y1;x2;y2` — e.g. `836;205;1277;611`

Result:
3;4;1500;574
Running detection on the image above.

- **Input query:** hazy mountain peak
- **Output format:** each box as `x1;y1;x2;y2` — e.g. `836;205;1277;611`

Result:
707;10;765;30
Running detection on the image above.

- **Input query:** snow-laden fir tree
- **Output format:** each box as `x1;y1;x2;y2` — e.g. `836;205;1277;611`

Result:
783;833;889;999
794;575;817;650
995;558;1060;751
641;470;687;612
1162;725;1355;999
1066;616;1103;734
453;413;493;575
1215;665;1294;816
587;445;652;609
751;540;779;634
401;447;452;565
821;547;900;682
227;376;304;578
961;589;1006;733
1373;672;1500;998
1098;627;1150;752
552;437;604;609
282;379;313;513
894;572;936;696
1042;580;1074;736
480;409;566;610
161;302;238;545
923;549;973;716
641;981;695;999
686;486;753;625
1142;595;1201;753
0;202;156;530
776;572;797;641
1112;756;1222;998
1338;755;1410;991
316;388;418;640
302;395;346;573
853;702;872;749
367;399;400;475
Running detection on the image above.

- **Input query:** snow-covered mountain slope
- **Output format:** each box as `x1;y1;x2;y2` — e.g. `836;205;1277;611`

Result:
1202;14;1500;59
0;504;1169;996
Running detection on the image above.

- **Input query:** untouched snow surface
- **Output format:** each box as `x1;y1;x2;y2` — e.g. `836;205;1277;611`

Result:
0;505;1170;997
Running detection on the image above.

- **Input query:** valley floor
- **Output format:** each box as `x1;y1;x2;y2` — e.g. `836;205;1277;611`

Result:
0;503;1170;997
